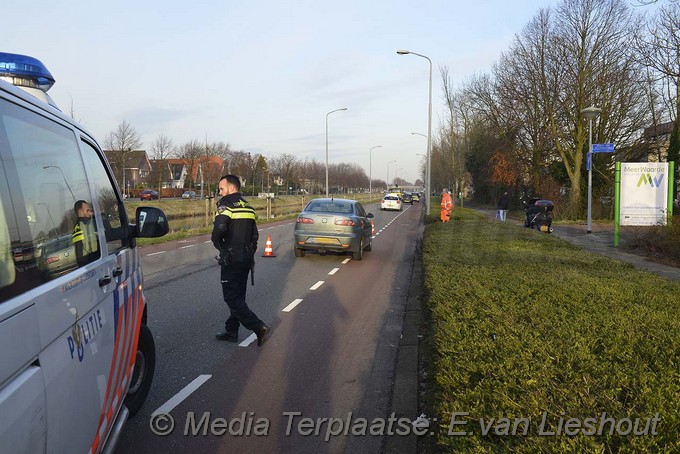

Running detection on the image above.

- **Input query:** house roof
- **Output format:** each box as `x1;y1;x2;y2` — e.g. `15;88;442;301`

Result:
103;149;151;170
644;121;675;141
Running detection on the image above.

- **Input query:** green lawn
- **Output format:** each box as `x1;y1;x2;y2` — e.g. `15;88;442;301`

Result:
422;209;680;452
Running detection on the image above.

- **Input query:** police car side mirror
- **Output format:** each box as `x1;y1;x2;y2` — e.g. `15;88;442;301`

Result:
134;207;169;238
366;213;374;218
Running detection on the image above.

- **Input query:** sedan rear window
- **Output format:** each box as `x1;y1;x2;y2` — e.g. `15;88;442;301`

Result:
384;196;398;201
306;202;354;214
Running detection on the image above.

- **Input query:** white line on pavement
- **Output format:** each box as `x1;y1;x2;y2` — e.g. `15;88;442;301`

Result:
310;281;324;290
239;333;257;347
282;298;303;312
342;258;350;264
146;251;166;256
179;245;195;249
328;268;339;275
152;374;211;416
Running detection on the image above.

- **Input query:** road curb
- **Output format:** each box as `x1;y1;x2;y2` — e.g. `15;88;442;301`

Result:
384;216;425;453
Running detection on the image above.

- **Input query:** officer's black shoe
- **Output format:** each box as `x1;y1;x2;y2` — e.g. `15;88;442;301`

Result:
256;324;271;347
215;331;238;342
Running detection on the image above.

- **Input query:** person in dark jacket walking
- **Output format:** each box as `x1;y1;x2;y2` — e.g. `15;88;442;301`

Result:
212;174;271;346
497;192;509;222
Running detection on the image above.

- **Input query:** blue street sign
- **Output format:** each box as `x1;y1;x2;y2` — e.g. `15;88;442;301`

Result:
586;152;592;171
592;143;615;153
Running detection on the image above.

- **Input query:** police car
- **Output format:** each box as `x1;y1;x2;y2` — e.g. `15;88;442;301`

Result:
0;52;168;453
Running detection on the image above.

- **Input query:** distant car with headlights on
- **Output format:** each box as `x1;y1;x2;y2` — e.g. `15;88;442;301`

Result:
381;194;402;211
412;192;420;202
294;198;374;261
140;189;159;200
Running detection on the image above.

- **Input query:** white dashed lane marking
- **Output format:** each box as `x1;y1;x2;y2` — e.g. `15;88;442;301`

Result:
328;268;340;275
239;333;257;347
152;374;212;415
146;251;166;256
310;281;325;290
282;299;304;312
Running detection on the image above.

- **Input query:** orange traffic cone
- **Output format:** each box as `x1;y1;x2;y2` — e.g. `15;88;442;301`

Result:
262;235;276;257
371;221;375;236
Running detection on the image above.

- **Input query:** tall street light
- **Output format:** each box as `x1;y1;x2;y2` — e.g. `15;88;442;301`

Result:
581;106;602;234
326;107;348;197
369;145;382;202
412;132;428;191
398;50;432;215
387;160;397;187
43;165;75;201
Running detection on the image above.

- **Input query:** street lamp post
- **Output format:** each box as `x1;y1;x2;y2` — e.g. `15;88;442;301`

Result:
398;50;432;215
369;145;382;202
581;106;602;234
387;160;396;187
412;133;428;192
43;165;75;201
326;107;348;197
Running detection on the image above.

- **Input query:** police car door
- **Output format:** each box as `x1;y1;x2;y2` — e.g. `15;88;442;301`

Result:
0;96;118;453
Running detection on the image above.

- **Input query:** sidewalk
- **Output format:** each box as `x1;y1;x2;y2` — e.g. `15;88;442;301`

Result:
480;208;680;283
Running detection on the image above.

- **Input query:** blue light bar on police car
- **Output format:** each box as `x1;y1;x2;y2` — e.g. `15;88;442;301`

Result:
0;52;55;92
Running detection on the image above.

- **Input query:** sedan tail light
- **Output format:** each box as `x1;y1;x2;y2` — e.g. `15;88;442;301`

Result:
297;217;314;224
334;219;356;226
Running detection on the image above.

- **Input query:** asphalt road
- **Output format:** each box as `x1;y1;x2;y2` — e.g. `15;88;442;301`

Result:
116;202;422;453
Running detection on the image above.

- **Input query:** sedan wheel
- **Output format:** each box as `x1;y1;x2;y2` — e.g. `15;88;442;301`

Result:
351;238;364;261
294;246;305;257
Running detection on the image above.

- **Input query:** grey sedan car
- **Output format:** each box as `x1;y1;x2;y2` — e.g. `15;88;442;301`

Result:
294;198;374;260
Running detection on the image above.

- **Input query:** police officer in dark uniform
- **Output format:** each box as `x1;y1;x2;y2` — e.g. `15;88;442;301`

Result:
212;174;271;346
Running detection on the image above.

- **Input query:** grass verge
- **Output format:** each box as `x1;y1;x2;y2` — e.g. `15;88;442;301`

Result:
422;209;680;452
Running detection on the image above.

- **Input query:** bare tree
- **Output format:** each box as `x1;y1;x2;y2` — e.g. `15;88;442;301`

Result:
149;133;174;198
177;140;203;189
103;119;142;188
636;2;680;199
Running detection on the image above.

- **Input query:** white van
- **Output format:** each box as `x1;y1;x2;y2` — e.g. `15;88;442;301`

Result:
0;52;168;453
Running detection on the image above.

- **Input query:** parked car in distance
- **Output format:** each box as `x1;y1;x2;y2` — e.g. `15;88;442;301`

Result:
412;192;420;202
140;189;159;200
381;194;402;211
401;192;413;204
182;190;196;199
294;198;374;261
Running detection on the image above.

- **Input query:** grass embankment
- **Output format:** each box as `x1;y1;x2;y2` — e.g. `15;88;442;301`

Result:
130;194;375;246
422;208;680;452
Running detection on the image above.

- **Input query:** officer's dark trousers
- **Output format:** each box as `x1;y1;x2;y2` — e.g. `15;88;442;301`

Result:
221;262;262;334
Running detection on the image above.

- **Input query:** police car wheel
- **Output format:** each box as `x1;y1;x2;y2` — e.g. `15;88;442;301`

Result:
125;324;156;417
364;238;372;251
294;246;305;257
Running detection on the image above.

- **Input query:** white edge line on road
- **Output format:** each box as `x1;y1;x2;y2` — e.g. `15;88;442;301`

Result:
239;333;257;347
179;245;195;249
341;258;350;264
152;374;212;416
328;268;339;275
310;281;324;290
146;251;166;256
282;298;303;312
204;240;212;243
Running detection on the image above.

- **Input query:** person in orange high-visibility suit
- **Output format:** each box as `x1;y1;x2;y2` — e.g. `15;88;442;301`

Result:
440;188;453;222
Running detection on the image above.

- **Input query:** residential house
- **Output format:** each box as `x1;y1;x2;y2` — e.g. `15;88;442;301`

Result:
103;149;152;195
153;156;226;191
643;120;675;162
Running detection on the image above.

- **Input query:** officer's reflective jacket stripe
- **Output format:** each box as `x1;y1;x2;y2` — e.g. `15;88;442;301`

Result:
212;194;259;253
72;219;98;254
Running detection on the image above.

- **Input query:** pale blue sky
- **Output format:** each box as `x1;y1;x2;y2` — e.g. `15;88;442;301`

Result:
5;0;557;184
